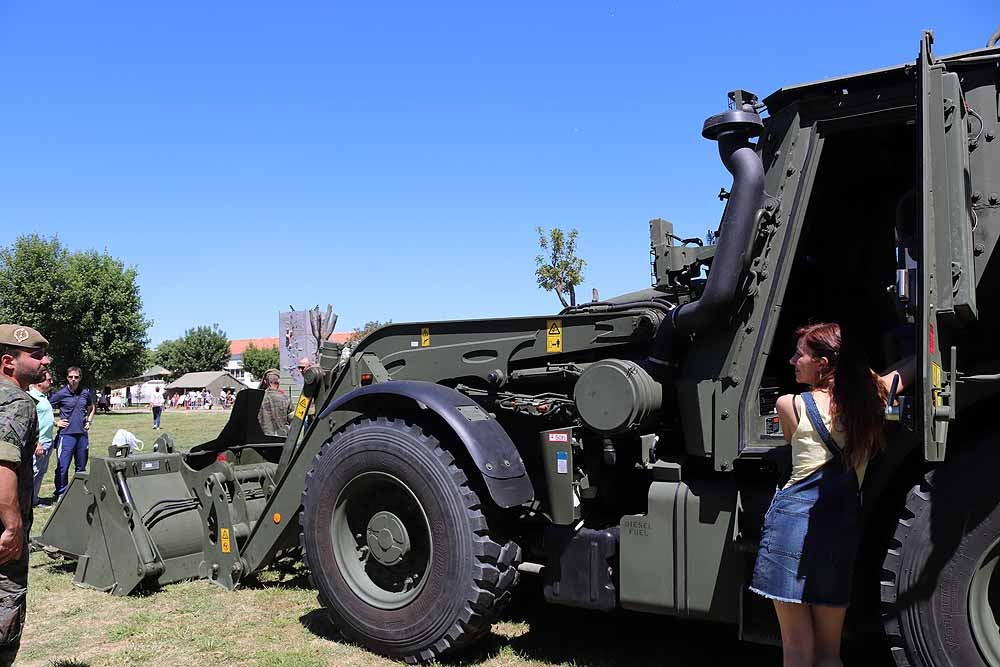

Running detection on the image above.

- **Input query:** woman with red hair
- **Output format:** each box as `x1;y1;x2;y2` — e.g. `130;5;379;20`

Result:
750;322;913;667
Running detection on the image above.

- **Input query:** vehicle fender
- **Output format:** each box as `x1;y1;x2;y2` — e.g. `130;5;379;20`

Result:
318;380;534;508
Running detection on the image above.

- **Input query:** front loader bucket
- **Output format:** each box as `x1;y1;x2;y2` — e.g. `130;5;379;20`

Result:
33;389;287;596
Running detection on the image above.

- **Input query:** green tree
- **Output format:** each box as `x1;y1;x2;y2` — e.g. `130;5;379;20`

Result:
346;320;391;347
158;325;230;377
534;226;586;308
151;338;184;374
241;342;279;382
0;234;150;385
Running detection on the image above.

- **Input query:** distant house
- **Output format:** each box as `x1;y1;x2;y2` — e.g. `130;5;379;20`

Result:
166;371;247;397
108;366;173;406
228;337;279;387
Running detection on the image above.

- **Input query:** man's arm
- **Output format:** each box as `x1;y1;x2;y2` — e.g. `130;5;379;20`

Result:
0;465;22;566
0;399;31;565
85;390;96;430
49;387;69;429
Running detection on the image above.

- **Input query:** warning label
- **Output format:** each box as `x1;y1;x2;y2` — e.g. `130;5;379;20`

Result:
294;395;309;420
421;327;430;347
932;362;944;407
220;528;231;554
546;319;562;353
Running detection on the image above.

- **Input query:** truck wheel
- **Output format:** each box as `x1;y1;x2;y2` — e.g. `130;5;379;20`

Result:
881;450;1000;667
300;416;521;663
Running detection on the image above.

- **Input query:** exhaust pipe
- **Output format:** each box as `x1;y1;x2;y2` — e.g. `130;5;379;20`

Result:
646;92;764;373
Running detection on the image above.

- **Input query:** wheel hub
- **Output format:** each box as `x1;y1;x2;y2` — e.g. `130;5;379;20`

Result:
365;510;411;566
969;538;1000;666
331;471;432;610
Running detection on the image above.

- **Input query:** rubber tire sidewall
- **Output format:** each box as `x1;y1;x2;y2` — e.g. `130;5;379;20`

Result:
301;418;481;660
885;446;1000;667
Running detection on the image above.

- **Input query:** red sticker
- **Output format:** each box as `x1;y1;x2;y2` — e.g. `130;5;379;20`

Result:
929;324;936;355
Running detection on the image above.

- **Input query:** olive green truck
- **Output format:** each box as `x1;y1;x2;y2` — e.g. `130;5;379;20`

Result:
35;29;1000;667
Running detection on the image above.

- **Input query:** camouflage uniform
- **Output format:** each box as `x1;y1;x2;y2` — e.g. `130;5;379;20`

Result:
0;379;38;666
258;389;290;437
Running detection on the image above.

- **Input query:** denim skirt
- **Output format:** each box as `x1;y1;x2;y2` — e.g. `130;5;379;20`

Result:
750;463;860;607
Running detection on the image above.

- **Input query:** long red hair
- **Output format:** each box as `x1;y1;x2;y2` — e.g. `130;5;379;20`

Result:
795;322;887;469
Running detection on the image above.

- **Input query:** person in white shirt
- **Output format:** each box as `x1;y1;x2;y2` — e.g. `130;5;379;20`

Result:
150;386;164;429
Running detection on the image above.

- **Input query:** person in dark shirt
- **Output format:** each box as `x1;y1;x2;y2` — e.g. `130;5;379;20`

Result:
49;366;95;500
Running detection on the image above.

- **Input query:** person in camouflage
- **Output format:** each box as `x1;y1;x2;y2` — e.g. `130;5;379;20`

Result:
257;369;290;437
0;324;50;666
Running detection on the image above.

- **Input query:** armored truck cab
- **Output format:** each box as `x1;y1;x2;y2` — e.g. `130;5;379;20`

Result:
37;30;1000;667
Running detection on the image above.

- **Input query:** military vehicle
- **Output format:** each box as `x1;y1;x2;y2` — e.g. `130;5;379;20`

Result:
35;29;1000;666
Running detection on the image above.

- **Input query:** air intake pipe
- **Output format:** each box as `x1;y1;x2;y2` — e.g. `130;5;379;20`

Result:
646;95;764;374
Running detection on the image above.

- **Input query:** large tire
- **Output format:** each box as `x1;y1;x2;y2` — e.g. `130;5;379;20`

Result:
300;416;521;663
881;448;1000;667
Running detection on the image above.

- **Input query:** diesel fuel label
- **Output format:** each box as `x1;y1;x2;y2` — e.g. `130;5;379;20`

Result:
546;319;562;353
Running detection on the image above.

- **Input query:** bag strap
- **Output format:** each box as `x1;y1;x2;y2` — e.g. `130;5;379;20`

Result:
800;392;842;460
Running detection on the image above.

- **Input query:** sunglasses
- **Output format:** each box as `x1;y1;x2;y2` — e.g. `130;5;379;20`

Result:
68;375;81;380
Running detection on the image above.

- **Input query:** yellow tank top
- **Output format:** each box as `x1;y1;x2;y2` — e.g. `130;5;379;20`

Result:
783;393;868;489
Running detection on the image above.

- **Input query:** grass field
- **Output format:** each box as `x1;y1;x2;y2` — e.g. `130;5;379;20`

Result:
21;410;784;667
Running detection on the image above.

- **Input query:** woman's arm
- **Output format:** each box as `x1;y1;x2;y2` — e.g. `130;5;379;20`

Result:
775;394;799;443
880;355;917;396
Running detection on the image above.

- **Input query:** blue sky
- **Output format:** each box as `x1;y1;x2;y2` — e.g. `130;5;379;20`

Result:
0;2;993;345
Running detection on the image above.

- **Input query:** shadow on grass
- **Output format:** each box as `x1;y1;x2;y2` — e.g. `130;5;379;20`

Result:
240;556;313;591
454;591;780;667
296;583;783;666
32;557;77;576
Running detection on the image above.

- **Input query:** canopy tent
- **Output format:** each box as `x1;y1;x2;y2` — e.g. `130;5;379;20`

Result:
165;371;247;396
107;366;172;390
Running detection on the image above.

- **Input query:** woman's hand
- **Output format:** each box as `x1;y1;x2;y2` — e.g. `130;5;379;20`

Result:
56;418;69;429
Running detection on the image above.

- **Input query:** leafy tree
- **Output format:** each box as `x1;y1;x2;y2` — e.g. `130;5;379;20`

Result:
241;342;279;382
346;320;391;347
155;325;230;377
534;227;586;308
151;338;184;374
0;234;150;385
139;348;156;372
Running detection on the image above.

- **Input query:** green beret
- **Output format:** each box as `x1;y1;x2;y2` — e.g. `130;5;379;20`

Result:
0;324;48;349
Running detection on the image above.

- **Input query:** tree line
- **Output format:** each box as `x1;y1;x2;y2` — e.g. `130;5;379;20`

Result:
1;229;587;386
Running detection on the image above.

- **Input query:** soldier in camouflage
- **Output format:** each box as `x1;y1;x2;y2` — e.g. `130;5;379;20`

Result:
0;324;49;666
257;369;290;437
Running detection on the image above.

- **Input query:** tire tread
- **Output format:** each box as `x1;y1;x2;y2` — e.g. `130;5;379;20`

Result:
298;416;521;663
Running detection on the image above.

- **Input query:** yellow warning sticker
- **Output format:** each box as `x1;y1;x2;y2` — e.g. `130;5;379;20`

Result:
294;395;309;420
546;319;562;353
421;327;430;347
220;528;231;554
931;362;944;407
